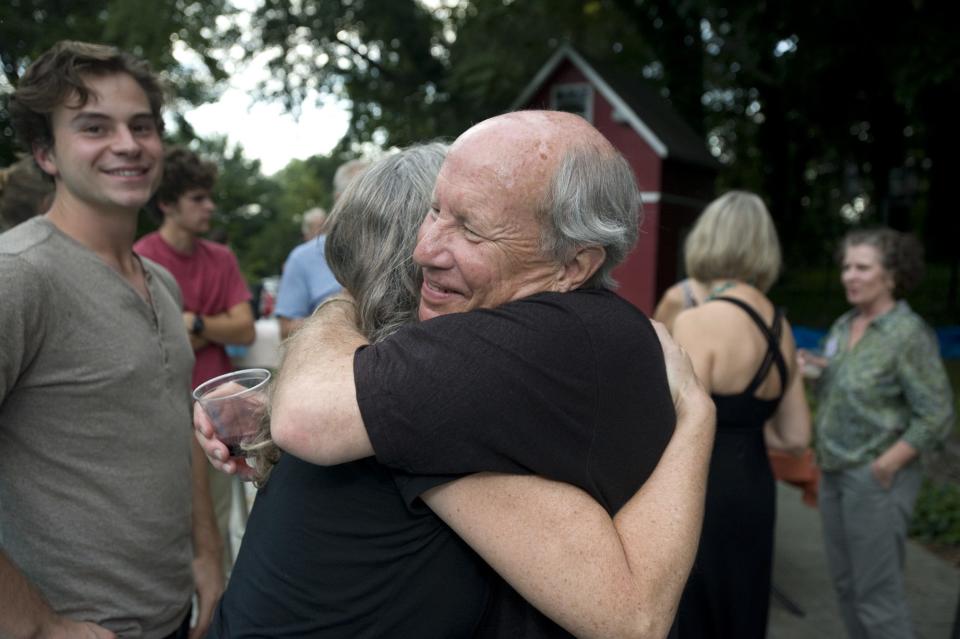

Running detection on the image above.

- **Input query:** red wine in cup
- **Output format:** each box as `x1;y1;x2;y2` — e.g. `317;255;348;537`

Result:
222;435;252;458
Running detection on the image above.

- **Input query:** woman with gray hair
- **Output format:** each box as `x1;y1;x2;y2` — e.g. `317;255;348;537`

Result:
670;191;811;638
800;227;953;639
207;143;495;637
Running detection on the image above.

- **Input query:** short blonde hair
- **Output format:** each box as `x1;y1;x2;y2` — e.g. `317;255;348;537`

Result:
684;190;781;292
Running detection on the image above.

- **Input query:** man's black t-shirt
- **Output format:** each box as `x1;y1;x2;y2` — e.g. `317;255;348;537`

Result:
208;453;490;638
355;288;676;637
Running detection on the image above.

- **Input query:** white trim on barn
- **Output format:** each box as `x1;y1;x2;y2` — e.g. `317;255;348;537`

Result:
639;192;712;208
639;191;661;203
511;45;669;159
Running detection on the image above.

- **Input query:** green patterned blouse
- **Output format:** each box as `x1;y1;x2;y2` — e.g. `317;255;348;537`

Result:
814;301;955;471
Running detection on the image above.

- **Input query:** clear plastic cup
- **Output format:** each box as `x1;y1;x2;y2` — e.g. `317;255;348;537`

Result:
193;368;271;458
798;349;826;379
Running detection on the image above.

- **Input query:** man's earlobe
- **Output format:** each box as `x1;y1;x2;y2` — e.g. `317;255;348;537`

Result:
558;245;606;291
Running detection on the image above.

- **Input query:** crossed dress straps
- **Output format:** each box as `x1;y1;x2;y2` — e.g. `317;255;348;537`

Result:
710;295;788;401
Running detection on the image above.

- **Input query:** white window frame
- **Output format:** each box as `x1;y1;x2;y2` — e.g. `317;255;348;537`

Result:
549;82;594;123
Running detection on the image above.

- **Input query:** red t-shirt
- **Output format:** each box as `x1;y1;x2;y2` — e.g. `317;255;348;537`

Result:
134;232;251;388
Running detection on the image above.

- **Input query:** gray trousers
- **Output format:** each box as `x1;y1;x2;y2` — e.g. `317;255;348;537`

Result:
820;461;922;639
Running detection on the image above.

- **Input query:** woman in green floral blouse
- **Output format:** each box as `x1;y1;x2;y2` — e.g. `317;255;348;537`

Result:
799;227;954;639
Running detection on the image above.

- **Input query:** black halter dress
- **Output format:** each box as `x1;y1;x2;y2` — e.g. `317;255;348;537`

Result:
677;296;788;639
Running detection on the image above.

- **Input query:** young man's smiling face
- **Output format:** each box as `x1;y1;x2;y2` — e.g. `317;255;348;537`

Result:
34;72;163;217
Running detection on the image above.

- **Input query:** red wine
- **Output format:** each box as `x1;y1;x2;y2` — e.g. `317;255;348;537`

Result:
222;437;249;458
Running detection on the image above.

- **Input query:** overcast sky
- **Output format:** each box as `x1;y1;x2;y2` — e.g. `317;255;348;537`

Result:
182;54;350;175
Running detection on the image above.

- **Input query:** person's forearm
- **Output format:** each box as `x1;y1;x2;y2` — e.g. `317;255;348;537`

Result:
870;439;919;490
193;311;255;346
0;550;58;638
764;374;811;456
425;393;715;639
278;317;304;341
875;439;919;474
189;437;224;639
609;391;715;635
270;298;373;464
763;422;804;455
190;438;222;564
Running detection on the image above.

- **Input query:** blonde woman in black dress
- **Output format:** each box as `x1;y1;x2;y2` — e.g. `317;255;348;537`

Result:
672;191;812;638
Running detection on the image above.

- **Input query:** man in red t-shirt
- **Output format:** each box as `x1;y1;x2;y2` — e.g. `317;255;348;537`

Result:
135;147;255;572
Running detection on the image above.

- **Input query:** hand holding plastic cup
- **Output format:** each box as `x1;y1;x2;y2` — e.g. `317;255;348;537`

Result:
193;368;271;459
797;348;828;380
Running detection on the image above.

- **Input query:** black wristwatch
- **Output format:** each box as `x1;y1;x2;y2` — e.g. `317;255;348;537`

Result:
191;314;205;336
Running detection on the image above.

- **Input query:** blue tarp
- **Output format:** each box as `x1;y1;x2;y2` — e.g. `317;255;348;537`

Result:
792;325;960;360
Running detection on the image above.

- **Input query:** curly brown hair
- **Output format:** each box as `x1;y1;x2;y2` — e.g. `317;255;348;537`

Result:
149;147;218;223
839;227;925;298
9;40;165;156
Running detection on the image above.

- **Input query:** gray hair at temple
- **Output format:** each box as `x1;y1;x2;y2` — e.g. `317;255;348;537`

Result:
326;143;446;342
332;158;371;201
538;143;641;290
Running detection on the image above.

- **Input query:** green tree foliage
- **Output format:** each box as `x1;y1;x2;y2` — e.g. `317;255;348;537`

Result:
237;0;450;147
688;2;957;319
237;156;348;281
273;154;341;222
213;146;290;281
910;479;960;546
235;0;665;146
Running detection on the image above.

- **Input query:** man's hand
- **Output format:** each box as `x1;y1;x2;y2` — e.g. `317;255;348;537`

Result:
650;319;709;417
797;348;828;380
189;547;224;639
194;402;256;480
1;551;118;639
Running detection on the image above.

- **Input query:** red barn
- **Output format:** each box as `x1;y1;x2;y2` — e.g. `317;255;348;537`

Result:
512;45;719;313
